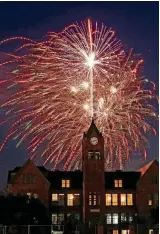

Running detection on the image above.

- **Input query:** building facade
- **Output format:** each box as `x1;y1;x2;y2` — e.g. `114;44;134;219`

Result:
7;121;159;234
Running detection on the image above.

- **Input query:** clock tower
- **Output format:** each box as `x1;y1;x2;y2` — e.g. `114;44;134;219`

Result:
82;119;105;226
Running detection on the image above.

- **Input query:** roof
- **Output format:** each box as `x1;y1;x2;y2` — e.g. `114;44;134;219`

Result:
84;119;102;137
8;159;157;189
7;165;48;184
137;159;159;176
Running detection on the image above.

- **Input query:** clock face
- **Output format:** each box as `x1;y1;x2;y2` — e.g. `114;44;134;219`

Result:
90;137;98;145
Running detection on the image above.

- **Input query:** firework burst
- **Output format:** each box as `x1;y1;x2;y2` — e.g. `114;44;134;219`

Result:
0;19;158;170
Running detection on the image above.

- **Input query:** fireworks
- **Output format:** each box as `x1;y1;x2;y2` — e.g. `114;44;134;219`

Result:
0;19;158;170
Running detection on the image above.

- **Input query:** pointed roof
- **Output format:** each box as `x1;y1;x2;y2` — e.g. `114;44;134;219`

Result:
8;159;50;185
85;119;101;137
137;159;159;176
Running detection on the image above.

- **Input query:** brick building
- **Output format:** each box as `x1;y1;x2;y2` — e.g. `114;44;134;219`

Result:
7;121;159;234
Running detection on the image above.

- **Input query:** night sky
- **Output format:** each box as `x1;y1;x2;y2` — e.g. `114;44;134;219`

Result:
0;1;159;190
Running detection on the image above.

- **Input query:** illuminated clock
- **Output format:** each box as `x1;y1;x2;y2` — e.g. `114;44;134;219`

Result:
90;137;98;145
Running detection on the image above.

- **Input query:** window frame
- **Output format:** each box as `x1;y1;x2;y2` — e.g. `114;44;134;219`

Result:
114;179;123;188
106;194;118;206
61;179;70;188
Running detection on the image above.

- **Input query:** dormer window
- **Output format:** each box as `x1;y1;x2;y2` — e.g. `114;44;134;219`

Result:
62;179;70;188
88;151;94;159
95;151;101;160
114;179;123;188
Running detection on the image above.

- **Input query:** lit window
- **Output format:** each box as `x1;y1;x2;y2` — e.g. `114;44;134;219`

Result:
95;151;101;160
121;230;129;234
62;179;70;188
106;213;118;224
89;194;92;205
127;194;133;205
52;194;58;201
106;194;111;206
112;194;118;206
67;194;74;206
148;194;153;206
89;193;100;206
106;194;118;206
106;214;112;224
52;214;64;224
113;231;118;234
114;180;123;187
52;194;64;206
52;214;57;224
93;195;96;205
121;194;126;206
88;151;94;159
113;213;118;224
149;229;154;234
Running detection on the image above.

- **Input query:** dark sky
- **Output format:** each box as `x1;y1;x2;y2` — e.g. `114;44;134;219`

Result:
0;1;159;190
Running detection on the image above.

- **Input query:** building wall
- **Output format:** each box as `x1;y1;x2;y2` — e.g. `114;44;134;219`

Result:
8;161;50;207
136;161;159;217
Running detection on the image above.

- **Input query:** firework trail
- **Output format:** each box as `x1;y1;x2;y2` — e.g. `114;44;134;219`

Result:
0;19;158;170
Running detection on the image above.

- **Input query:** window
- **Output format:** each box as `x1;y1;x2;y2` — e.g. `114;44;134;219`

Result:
153;193;159;207
62;179;70;188
67;194;80;206
149;229;154;234
52;194;58;201
106;213;118;224
106;194;111;206
67;213;80;220
34;193;38;199
148;194;153;206
121;213;127;223
121;194;126;206
89;193;100;206
52;214;64;224
88;151;94;159
120;213;133;223
27;192;31;197
112;194;118;206
22;174;36;184
67;194;74;206
113;231;118;234
152;176;158;184
113;213;118;224
120;194;133;206
114;180;123;187
89;194;92;205
121;231;129;234
106;194;118;206
95;151;101;160
106;214;112;224
74;194;80;206
127;194;133;205
128;214;133;223
52;194;64;206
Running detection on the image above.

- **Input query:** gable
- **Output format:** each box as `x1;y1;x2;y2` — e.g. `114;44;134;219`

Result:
137;160;159;188
11;160;50;186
